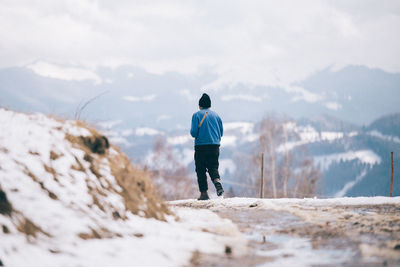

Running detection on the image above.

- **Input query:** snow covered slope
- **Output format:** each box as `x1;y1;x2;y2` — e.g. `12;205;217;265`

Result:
0;109;247;267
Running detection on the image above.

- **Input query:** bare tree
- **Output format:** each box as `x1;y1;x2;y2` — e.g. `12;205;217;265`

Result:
283;126;290;197
248;114;321;198
259;115;285;198
147;136;197;200
232;152;259;197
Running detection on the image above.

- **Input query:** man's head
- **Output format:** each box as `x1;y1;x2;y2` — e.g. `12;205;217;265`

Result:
199;93;211;109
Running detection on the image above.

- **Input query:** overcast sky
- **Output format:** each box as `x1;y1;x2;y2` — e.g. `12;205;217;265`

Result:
1;0;399;88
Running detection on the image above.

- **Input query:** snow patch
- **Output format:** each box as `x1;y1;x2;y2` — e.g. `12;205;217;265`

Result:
314;150;381;171
367;130;400;144
284;85;323;103
135;127;163;136
28;61;102;84
221;135;237;147
224;122;254;135
335;169;368;197
219;159;236;175
167;134;192;145
324;101;342;111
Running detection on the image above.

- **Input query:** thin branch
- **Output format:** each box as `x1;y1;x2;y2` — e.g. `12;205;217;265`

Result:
75;90;109;120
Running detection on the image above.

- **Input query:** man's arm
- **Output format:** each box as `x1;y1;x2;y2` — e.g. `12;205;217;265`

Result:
218;116;223;137
190;113;199;138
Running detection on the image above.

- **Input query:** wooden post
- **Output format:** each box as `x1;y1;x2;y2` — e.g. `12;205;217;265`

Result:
260;153;264;198
390;152;394;197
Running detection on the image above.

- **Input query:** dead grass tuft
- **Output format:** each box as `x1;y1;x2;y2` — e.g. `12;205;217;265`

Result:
44;164;59;183
66;122;109;155
17;217;50;238
71;156;85;172
91;195;106;212
50;151;63;160
78;227;114;240
108;147;171;220
24;168;58;200
29;150;40;156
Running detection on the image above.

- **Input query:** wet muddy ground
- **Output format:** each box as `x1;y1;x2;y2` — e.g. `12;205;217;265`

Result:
173;200;400;267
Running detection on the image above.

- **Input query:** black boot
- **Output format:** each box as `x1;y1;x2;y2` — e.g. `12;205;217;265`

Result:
213;179;224;196
197;191;210;201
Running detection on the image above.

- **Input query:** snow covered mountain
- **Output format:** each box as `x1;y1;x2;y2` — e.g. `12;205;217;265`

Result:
0;109;246;266
1;63;399;129
100;113;400;198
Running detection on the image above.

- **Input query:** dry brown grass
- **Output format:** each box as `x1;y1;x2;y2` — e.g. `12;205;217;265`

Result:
71;156;86;172
78;227;115;240
66;121;171;221
23;166;58;200
44;164;59;183
29;150;40;156
109;146;171;220
16;217;51;239
50;151;63;160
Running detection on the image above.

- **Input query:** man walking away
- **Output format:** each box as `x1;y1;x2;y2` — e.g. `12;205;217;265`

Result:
190;93;224;200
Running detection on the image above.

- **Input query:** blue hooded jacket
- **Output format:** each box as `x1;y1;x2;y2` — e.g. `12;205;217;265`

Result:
190;108;223;146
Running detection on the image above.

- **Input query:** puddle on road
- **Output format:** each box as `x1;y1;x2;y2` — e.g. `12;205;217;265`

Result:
254;234;353;266
188;207;398;267
216;209;355;266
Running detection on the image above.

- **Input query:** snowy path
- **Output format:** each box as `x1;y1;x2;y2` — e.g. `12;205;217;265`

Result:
171;197;400;267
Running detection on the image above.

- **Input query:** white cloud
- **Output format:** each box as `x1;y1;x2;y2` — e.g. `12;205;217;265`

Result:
167;135;192;145
135;127;162;136
221;136;237;147
221;94;264;102
123;94;157;102
97;119;123;129
284;85;324;103
157;115;172;122
1;1;399;88
27;61;102;84
224;122;254;134
324;102;342;110
179;89;197;101
219;159;236;175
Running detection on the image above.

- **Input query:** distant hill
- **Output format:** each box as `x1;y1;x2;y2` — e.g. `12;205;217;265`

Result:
300;113;400;197
0;64;399;131
367;113;400;137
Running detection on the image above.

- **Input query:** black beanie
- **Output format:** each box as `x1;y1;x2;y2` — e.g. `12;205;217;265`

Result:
199;93;211;108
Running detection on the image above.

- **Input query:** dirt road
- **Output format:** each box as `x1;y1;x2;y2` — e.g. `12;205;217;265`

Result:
171;198;400;267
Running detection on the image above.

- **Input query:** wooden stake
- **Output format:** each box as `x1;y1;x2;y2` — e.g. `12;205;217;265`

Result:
260;153;264;198
390;152;394;197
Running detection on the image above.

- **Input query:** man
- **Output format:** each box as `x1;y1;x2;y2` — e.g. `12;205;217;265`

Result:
190;93;224;200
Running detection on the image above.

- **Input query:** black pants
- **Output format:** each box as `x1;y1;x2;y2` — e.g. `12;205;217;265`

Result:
194;145;220;192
